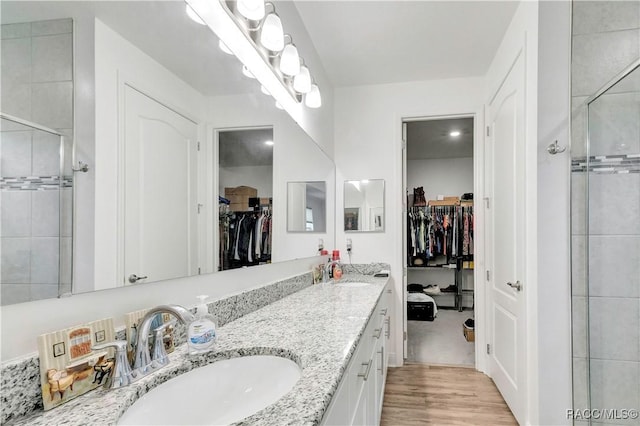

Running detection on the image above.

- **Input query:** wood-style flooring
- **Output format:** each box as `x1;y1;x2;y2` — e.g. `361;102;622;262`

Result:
380;363;518;426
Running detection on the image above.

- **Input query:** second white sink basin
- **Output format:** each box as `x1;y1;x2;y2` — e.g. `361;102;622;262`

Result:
334;282;371;287
118;355;301;425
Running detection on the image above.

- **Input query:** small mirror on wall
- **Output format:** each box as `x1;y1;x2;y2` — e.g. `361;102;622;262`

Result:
344;179;385;232
287;181;327;232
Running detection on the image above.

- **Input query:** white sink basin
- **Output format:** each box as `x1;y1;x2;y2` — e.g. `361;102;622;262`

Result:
118;355;301;425
334;282;371;287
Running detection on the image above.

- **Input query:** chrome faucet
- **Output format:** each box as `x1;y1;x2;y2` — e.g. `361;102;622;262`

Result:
323;260;341;283
133;305;195;376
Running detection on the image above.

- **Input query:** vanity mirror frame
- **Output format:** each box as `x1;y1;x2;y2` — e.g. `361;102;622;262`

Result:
343;179;386;233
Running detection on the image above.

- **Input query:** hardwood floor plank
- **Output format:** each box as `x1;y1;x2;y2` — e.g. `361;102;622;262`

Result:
380;363;518;426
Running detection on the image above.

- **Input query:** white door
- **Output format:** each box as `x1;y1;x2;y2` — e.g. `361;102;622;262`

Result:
401;122;408;357
123;85;198;285
486;52;527;423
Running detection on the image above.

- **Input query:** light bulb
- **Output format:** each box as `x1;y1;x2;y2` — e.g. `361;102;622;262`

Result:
280;44;300;76
450;130;461;137
242;65;255;79
293;65;311;93
218;40;233;55
237;0;265;21
265;140;274;146
305;84;321;108
260;13;284;52
186;4;206;25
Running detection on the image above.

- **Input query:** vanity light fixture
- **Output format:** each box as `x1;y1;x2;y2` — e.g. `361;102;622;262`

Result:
293;64;311;93
237;0;266;21
185;0;321;112
186;4;206;25
450;130;461;137
260;8;285;52
280;36;301;77
305;83;322;108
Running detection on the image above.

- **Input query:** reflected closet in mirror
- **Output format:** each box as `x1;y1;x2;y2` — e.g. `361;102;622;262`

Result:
217;128;273;271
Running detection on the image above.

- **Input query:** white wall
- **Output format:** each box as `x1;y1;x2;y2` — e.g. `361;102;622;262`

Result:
219;166;273;198
407;157;474;202
536;2;572;424
334;76;485;367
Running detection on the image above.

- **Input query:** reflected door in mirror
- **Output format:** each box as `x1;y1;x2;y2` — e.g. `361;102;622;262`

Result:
344;180;385;232
124;86;199;284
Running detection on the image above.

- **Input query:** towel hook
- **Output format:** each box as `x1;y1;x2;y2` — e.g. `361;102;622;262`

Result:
547;140;566;155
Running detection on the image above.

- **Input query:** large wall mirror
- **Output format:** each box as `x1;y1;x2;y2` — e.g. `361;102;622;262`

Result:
0;1;335;305
344;179;385;232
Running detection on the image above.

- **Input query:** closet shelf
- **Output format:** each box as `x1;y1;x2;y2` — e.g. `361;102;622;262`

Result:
407;265;456;270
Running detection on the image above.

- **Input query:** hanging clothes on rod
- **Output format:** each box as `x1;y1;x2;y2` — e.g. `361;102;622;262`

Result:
220;206;272;270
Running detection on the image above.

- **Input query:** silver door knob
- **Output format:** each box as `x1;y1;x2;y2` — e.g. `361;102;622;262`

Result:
128;274;148;283
507;281;522;291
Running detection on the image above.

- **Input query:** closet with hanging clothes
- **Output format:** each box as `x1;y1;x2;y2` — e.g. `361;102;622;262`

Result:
404;117;476;366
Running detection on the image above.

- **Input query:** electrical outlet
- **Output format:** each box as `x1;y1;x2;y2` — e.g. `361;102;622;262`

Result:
346;238;352;252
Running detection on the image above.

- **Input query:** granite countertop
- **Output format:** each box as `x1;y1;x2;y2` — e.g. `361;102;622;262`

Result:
9;272;389;426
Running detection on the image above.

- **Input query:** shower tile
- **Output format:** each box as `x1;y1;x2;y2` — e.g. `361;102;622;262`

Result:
0;130;32;177
1;238;31;284
572;296;587;358
572;29;640;97
32;130;61;176
0;83;32;123
571;96;588;158
573;1;640;35
589;359;640;424
31;33;72;83
1;284;31;305
588;173;640;235
589;92;640;157
31;82;73;129
589;297;639;362
60;237;72;286
1;191;31;237
30;237;59;284
60;188;73;237
31;190;60;237
572;357;589;411
571;172;587;236
1;37;31;85
29;283;59;301
589;236;640;298
572;235;587;297
31;19;72;37
1;23;31;40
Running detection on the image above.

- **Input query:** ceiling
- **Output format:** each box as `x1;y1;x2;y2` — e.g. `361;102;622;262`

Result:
406;118;473;160
219;128;274;167
295;1;520;87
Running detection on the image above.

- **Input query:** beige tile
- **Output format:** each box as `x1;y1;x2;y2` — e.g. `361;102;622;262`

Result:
0;130;32;177
31;82;73;129
1;37;31;84
31;18;72;36
1;238;31;284
31;33;73;83
573;1;640;35
1;22;31;40
1;191;31;237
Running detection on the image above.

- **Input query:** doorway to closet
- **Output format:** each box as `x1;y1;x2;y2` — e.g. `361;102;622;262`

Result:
403;116;476;367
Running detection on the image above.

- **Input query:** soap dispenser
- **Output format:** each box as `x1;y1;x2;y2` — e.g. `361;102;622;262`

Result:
187;295;217;355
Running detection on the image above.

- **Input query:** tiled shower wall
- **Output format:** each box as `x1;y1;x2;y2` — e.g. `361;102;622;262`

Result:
571;2;640;424
1;19;74;305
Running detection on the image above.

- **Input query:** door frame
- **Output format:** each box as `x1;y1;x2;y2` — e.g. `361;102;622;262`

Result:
400;111;487;373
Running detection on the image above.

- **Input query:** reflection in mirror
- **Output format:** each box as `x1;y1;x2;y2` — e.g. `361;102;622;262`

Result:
218;128;273;270
0;1;335;305
344;179;385;232
0;115;71;305
287;181;326;232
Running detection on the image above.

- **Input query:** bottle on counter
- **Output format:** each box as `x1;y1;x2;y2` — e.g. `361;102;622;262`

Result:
332;250;343;280
187;295;218;355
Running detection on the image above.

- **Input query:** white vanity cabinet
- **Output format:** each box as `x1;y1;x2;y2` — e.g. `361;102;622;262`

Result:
322;285;391;426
